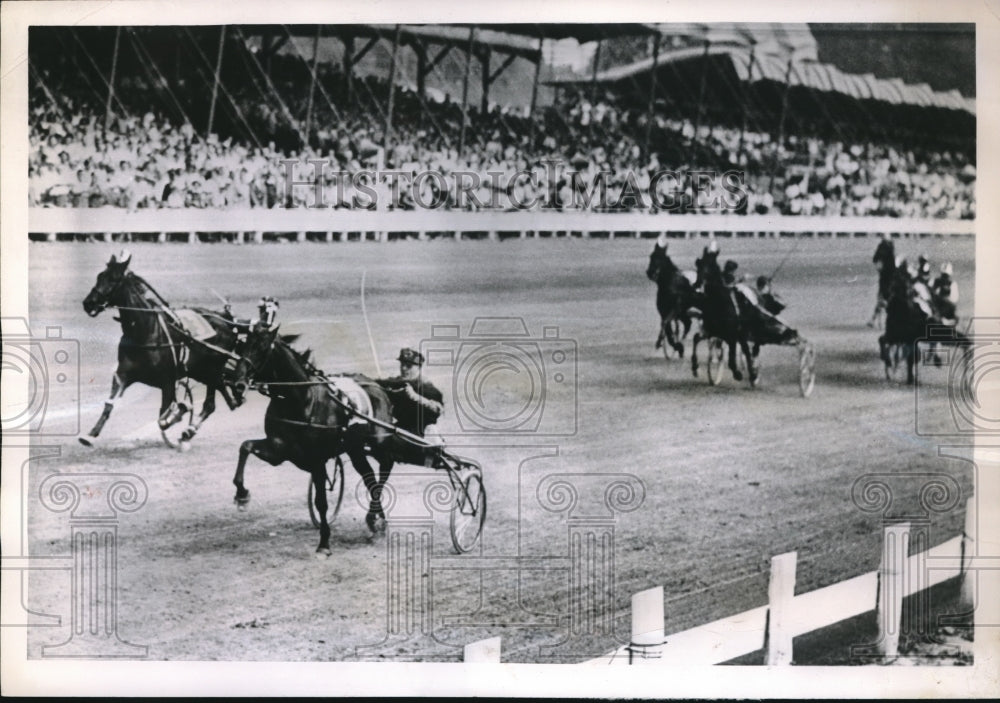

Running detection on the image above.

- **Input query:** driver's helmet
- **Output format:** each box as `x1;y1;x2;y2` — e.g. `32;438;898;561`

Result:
257;296;279;328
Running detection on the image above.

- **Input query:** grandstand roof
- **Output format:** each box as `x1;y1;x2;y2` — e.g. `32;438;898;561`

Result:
458;24;661;44
549;41;976;116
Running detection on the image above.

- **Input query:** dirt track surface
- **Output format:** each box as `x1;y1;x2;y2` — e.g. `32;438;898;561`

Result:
23;236;975;662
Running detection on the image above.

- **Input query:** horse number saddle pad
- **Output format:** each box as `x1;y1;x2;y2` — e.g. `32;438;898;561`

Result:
326;376;373;426
173;308;218;341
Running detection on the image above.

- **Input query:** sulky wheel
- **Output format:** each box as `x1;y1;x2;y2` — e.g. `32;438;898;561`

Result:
160;381;195;449
308;455;345;527
449;463;486;554
706;338;726;386
799;342;816;398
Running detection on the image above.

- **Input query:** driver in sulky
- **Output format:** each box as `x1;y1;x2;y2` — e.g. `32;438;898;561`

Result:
377;347;445;462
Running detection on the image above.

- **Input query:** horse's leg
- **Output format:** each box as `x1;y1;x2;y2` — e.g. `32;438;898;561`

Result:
727;338;744;382
741;337;758;385
655;320;665;350
233;437;286;508
907;343;917;385
691;332;702;377
374;454;396;524
156;382;181;430
345;445;380;533
179;385;217;446
878;334;890;366
80;371;129;445
666;314;684;358
310;464;332;556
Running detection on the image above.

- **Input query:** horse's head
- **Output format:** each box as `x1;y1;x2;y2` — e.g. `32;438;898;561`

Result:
695;249;720;288
226;322;299;405
83;251;132;317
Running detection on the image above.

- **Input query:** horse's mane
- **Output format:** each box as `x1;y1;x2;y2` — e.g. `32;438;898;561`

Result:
124;271;173;309
284;342;326;379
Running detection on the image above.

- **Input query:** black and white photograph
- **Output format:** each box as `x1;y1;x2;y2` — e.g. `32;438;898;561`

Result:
2;0;998;697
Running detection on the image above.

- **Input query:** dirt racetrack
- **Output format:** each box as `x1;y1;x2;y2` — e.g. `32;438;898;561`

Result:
23;234;976;662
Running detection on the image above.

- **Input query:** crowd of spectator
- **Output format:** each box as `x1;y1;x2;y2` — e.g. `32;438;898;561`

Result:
28;57;975;219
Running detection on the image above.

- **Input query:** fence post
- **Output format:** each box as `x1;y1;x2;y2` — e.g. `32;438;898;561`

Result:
961;498;976;614
628;586;665;663
463;636;501;663
766;551;797;665
877;522;910;657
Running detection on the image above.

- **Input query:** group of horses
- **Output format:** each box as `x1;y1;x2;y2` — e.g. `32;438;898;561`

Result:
646;242;811;393
80;252;440;555
79;239;967;553
870;241;970;384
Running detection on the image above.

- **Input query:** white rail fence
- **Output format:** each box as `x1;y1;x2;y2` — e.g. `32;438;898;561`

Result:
462;498;976;664
29;209;975;243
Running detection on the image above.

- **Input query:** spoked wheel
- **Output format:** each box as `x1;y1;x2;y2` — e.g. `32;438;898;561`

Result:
799;343;816;398
160;381;195;449
449;462;486;554
308;455;345;527
706;338;726;386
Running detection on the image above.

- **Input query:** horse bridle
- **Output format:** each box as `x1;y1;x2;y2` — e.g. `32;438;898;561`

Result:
229;327;281;397
87;268;134;316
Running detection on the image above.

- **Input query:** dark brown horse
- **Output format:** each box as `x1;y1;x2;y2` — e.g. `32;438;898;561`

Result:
690;249;757;385
879;267;970;384
646;242;696;358
226;323;402;555
81;252;245;449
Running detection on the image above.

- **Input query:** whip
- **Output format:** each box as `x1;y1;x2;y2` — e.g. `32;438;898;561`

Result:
360;270;382;377
768;238;802;282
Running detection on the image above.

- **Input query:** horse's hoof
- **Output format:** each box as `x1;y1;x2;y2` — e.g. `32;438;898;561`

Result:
178;440;192;453
78;435;95;447
235;493;251;511
365;512;386;534
315;548;332;559
675;346;685;359
732;369;743;382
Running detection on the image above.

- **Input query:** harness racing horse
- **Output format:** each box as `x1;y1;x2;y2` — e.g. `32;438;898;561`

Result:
81;252;245;449
878;268;970;384
690;249;757;386
869;236;896;329
226;324;399;555
646;244;696;358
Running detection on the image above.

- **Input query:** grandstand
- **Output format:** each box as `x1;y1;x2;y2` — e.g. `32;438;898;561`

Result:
27;24;975;220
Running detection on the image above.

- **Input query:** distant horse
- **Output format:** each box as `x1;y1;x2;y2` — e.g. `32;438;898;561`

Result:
226;323;400;555
81;252;245;449
878;268;970;384
646;243;696;358
690;249;757;385
868;236;896;329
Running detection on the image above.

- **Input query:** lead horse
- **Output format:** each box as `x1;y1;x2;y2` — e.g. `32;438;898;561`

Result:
646;242;696;358
226;322;400;555
81;252;245;448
